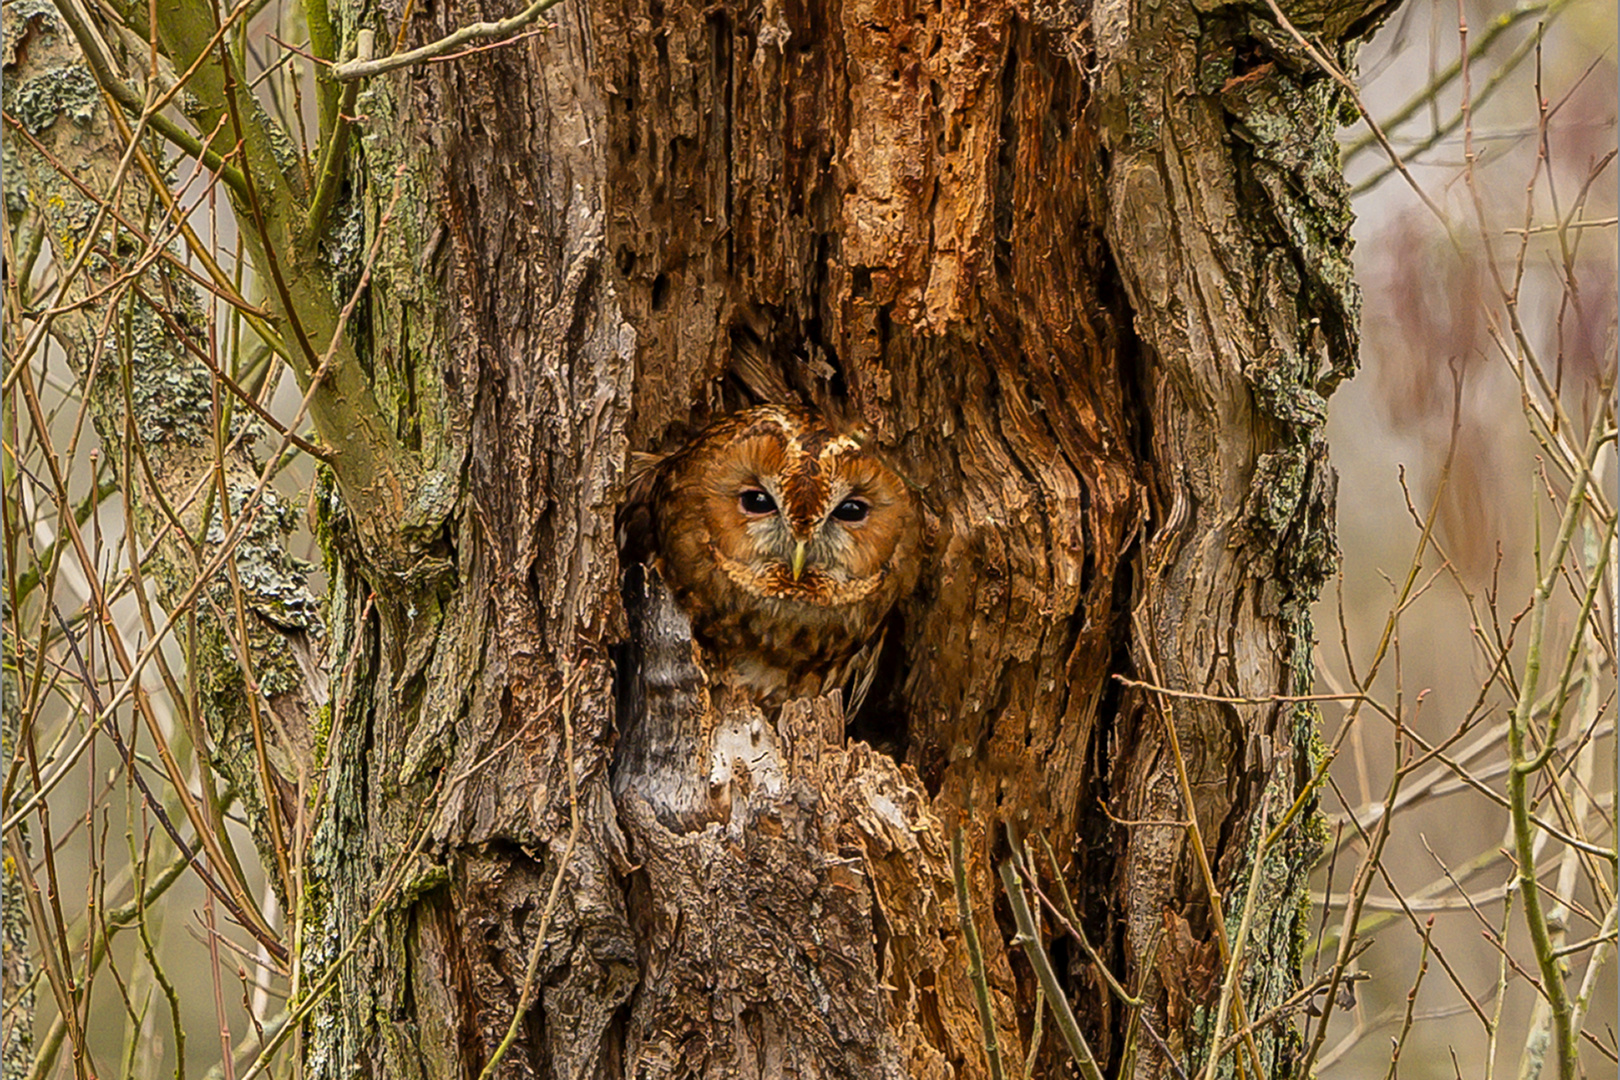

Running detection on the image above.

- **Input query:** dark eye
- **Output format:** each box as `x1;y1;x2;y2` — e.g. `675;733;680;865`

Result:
831;498;869;523
739;489;776;515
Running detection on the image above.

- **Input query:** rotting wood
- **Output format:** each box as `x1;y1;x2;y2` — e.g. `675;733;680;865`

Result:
612;565;1013;1076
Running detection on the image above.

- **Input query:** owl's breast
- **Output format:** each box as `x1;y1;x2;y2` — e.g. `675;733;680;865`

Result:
693;581;860;657
661;558;876;703
707;595;866;701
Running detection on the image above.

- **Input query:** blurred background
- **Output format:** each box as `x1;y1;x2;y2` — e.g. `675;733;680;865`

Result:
1316;0;1616;1072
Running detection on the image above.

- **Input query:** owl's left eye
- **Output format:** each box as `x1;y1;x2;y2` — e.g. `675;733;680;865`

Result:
831;498;869;523
739;489;777;515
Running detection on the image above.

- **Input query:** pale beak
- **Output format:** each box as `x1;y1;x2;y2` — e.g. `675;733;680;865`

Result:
791;540;808;582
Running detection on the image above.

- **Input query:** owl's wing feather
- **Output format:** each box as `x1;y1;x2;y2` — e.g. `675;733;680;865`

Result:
838;625;887;722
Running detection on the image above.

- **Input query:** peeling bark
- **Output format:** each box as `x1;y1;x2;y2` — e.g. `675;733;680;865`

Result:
1093;0;1362;1069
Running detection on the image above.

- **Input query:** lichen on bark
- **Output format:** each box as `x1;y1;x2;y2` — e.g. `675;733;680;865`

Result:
3;0;327;899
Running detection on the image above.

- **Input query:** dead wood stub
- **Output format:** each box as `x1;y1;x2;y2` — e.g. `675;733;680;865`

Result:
614;568;1014;1076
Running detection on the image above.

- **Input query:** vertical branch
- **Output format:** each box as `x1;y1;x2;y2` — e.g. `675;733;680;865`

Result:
1504;415;1612;1080
1299;722;1411;1076
129;832;187;1080
303;0;340;138
998;849;1104;1080
303;30;370;241
953;826;1006;1080
1199;805;1270;1080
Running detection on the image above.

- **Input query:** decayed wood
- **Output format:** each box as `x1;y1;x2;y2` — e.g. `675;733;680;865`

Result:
614;566;1012;1076
588;0;1149;1069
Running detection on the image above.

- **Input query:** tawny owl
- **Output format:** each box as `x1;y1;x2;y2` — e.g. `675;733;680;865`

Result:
644;405;921;707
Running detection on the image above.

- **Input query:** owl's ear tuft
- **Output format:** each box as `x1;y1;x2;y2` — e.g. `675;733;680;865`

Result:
627;451;666;500
727;329;798;407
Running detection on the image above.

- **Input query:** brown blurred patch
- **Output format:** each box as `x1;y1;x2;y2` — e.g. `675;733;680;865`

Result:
1368;213;1512;580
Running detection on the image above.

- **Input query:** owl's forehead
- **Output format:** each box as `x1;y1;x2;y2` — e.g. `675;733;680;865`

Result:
727;410;862;470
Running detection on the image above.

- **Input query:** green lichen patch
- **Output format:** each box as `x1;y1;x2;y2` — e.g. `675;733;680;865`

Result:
1221;57;1360;395
1246;348;1330;428
206;483;323;632
112;300;217;448
11;63;97;133
0;0;59;61
1248;449;1308;535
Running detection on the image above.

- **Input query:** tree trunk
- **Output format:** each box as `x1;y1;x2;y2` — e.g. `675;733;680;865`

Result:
9;0;1380;1067
307;0;1374;1066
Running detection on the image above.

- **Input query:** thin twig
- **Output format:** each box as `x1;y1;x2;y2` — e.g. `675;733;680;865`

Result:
953;826;1006;1080
329;0;567;81
1382;918;1431;1080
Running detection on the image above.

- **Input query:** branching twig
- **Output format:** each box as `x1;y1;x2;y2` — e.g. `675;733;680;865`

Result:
329;0;567;81
1503;416;1612;1080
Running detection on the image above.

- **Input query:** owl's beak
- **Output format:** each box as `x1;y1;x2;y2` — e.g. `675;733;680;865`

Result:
791;540;808;581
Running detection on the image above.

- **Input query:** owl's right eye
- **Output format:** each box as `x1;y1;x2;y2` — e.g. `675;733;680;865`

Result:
738;489;777;515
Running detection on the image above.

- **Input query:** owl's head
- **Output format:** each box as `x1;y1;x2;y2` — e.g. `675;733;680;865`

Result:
665;406;920;608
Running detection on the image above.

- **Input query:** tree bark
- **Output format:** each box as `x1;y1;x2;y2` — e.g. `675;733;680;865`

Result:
1094;0;1365;1070
8;0;1384;1067
308;0;1376;1064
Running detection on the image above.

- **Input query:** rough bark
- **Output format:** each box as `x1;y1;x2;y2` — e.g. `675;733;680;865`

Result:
8;0;1384;1066
1;650;28;1080
1093;0;1366;1069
